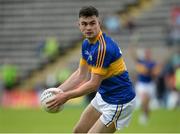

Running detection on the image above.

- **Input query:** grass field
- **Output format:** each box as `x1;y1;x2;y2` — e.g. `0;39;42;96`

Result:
0;106;180;133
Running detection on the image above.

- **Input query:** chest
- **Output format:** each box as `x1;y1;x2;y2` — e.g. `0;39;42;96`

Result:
83;44;99;65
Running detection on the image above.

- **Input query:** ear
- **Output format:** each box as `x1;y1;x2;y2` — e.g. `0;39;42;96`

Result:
77;21;82;31
77;20;80;27
98;18;102;26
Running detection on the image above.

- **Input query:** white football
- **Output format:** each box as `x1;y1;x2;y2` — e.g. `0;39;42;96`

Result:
40;88;64;113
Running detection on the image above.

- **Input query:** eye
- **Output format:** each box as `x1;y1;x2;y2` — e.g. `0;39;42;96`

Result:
81;22;87;26
90;22;96;26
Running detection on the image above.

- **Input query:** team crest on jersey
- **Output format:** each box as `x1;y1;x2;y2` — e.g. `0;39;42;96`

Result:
85;50;93;61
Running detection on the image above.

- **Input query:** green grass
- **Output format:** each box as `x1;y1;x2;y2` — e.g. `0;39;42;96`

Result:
0;106;180;133
121;108;180;133
0;106;83;133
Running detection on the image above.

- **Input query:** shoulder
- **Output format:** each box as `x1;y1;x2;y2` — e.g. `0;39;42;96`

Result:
82;39;89;49
103;33;120;49
151;60;157;67
82;39;89;45
102;33;122;56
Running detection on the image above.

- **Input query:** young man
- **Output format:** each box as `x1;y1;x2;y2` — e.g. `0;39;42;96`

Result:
47;6;136;133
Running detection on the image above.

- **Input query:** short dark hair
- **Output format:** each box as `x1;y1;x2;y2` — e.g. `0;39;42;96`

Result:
79;6;99;18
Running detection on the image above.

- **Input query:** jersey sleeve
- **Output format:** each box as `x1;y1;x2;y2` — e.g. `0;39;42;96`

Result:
79;57;87;66
79;40;88;66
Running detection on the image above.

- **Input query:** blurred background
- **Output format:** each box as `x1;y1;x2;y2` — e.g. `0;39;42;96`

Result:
0;0;179;133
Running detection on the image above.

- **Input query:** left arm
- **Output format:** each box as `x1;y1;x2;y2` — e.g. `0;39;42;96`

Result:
47;73;103;109
65;73;103;99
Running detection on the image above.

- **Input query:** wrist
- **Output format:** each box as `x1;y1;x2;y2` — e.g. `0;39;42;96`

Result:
63;92;72;101
57;88;64;93
64;90;76;100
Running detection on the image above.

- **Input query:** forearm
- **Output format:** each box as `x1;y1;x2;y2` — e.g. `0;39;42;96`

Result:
51;73;103;107
65;81;97;100
58;70;86;92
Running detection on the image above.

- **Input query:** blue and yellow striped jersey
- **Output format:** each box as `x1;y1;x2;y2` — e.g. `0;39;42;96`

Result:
80;31;135;104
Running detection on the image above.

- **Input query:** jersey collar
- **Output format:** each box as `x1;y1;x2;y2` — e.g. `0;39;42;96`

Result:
88;31;102;44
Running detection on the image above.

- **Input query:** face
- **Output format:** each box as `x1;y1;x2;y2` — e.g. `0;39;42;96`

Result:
78;15;101;40
145;49;151;60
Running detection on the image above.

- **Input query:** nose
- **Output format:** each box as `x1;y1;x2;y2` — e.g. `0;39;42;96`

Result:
86;24;91;30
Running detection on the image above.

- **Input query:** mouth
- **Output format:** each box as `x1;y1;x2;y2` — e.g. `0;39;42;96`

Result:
85;32;93;35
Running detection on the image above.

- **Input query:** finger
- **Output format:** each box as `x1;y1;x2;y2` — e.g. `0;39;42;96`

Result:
46;98;56;104
48;103;59;111
47;106;57;111
57;88;64;93
47;101;57;109
50;90;59;95
47;101;59;109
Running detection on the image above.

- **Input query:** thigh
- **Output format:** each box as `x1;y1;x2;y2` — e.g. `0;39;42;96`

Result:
88;118;116;133
73;104;101;133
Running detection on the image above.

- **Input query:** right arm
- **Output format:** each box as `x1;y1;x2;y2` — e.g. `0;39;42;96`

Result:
57;62;90;92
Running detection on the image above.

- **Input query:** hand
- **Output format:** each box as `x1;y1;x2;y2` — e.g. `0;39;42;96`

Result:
46;90;68;111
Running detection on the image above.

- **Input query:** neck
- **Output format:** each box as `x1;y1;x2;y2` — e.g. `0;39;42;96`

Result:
88;37;96;43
